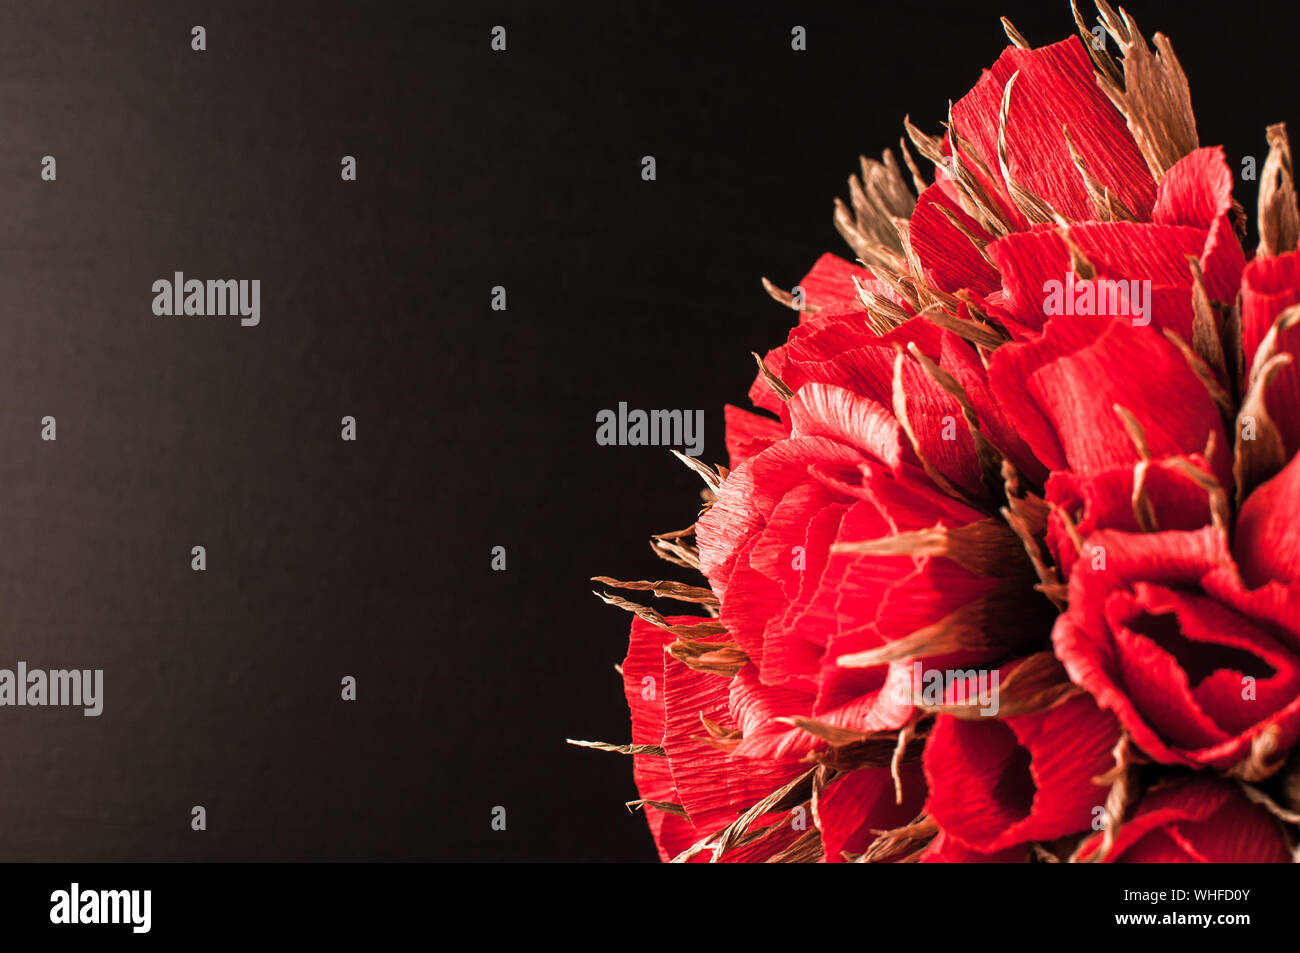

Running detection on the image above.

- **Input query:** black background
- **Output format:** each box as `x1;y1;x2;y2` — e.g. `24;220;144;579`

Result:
0;0;1291;862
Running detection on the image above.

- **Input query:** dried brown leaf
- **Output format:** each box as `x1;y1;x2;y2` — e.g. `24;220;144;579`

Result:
567;739;665;756
1259;122;1299;258
590;576;718;606
1094;0;1198;181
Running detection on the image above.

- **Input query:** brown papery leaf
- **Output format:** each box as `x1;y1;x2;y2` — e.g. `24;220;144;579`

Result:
1130;460;1159;532
925;651;1082;720
1236;781;1300;825
855;276;912;334
1112;404;1153;459
999;465;1065;610
592;589;669;627
1062;124;1138;222
1234;353;1293;504
751;352;793;402
1259;122;1300;258
833;149;917;270
649;536;701;571
765;828;824;863
1072;0;1123;88
1186;256;1228;374
1225;724;1286;783
997;73;1062;225
1246;304;1300;383
1058;226;1098;280
666;638;747;677
590;576;718;607
933;203;995;265
1002;459;1050;530
1222;301;1246;402
625;799;688;817
801;722;930;773
1160;455;1231;536
1163;328;1231;427
671;768;816;863
943;107;1017;238
917;301;1006;350
891;351;982;506
858;815;938;863
1070;732;1144;862
591;590;725;640
670;449;724;491
898;135;929;195
761;276;818;313
1094;1;1198;181
906;338;1004;495
566;739;665;756
1000;16;1030;48
779;716;875;747
837;599;990;668
830;517;1024;578
866;260;922;313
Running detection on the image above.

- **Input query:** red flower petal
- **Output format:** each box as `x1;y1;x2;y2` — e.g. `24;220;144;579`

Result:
1153;147;1245;306
949;37;1153;225
1053;528;1300;770
1153;148;1234;231
622;616;698;861
1077;777;1290;862
697;435;866;602
939;330;1048;484
919;830;1027;862
1236;452;1300;587
662;654;803;837
923;689;1119;852
908;185;999;297
1045;459;1214;578
988;313;1230;486
795;252;875;313
1240;250;1300;456
817;765;926;863
723;404;786;471
786;383;908;474
1241;249;1300;360
987;222;1216;342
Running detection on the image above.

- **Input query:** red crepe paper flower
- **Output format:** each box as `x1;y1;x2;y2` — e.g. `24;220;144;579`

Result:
1054;524;1300;775
1075;777;1291;863
582;3;1300;863
923;684;1120;853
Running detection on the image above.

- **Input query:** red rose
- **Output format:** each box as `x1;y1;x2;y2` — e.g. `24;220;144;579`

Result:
1075;777;1291;862
620;614;921;862
701;378;1049;758
1053;462;1300;775
620;615;808;862
923;680;1120;853
594;7;1300;863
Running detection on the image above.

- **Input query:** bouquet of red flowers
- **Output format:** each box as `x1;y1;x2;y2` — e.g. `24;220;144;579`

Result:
582;1;1300;862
